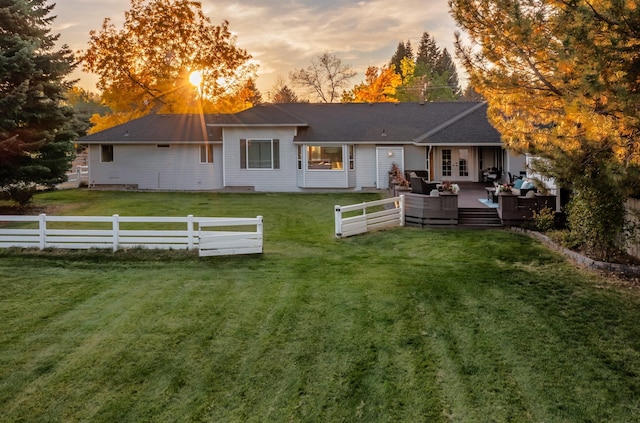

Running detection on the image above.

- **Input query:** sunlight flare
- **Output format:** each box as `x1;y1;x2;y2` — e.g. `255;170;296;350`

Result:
189;70;202;87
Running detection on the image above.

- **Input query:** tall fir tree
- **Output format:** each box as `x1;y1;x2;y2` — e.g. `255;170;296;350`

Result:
0;0;79;199
415;31;440;76
392;31;462;102
451;0;640;259
240;78;263;107
389;41;410;78
272;85;299;103
433;48;461;99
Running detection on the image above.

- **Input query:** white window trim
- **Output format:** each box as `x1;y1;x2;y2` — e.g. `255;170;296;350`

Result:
306;144;346;172
199;144;214;164
100;144;114;163
241;138;280;170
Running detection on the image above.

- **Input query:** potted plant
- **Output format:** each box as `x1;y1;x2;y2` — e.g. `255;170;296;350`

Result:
498;183;513;194
441;180;460;194
389;163;410;190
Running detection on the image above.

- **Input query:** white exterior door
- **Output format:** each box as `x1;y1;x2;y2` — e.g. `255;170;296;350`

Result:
376;147;404;189
441;148;472;182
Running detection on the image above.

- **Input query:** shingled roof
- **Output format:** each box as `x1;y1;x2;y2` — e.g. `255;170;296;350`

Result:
79;114;223;143
208;102;501;145
79;102;501;146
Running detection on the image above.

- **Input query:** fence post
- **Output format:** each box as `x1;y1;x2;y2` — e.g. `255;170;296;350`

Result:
362;202;367;232
76;168;81;188
112;214;119;252
399;194;405;227
257;215;264;253
334;205;342;238
187;214;194;250
39;213;46;250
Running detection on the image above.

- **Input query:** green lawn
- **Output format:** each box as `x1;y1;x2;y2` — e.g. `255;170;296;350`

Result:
1;190;639;422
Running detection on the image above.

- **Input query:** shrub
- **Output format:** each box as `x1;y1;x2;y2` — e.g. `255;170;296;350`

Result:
567;184;627;261
7;185;35;206
532;207;555;232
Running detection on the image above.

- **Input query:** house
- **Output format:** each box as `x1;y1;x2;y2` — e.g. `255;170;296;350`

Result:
79;102;526;191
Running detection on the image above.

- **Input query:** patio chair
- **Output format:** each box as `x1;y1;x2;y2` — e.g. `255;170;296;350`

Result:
410;177;425;194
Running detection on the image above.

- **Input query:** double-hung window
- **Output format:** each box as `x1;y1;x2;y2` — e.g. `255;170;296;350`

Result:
200;144;214;163
240;139;279;169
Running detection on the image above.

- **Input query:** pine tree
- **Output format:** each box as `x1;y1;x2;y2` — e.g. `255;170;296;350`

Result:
415;31;440;76
0;0;78;200
433;48;461;99
405;40;414;61
240;78;263;107
272;85;299;103
389;41;409;77
451;0;640;259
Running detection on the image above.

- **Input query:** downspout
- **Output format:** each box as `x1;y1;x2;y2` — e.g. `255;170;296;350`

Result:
427;145;433;181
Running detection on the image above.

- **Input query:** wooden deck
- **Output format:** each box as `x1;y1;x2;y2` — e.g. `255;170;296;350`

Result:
455;182;498;208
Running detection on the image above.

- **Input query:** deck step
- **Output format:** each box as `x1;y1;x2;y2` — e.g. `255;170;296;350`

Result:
457;208;502;228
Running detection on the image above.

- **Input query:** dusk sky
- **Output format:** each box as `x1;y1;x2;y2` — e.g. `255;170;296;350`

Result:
50;0;466;96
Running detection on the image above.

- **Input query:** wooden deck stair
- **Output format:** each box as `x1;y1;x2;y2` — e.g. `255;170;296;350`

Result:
457;208;503;228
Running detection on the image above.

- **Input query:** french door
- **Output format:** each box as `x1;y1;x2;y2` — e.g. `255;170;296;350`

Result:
441;148;472;181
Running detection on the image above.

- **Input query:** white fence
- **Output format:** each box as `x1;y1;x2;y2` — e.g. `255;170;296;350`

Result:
198;217;263;257
65;166;89;187
0;214;263;257
334;195;404;238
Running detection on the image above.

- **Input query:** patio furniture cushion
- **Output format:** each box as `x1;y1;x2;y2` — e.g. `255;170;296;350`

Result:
513;179;524;189
521;179;534;190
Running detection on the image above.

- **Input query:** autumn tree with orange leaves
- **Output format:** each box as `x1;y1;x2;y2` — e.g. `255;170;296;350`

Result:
451;0;640;259
344;65;402;103
80;0;253;132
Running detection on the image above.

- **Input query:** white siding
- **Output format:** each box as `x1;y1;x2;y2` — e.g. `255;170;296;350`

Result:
303;170;350;188
88;144;223;190
223;127;300;192
404;144;427;171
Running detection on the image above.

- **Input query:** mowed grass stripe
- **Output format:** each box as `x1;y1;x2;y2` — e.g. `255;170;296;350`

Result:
1;190;639;421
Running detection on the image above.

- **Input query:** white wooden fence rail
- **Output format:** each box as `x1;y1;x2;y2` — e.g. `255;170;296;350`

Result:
65;166;89;187
334;195;404;238
0;214;263;257
198;217;263;257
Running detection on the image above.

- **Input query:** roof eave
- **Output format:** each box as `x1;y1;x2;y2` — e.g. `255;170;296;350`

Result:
207;123;307;127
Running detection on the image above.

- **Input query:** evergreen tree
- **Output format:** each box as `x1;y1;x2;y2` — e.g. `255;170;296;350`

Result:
415;31;440;76
404;40;414;61
0;0;78;200
272;85;299;103
240;78;263;107
389;41;409;78
451;0;640;259
65;87;111;137
434;48;461;99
